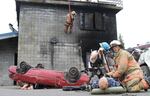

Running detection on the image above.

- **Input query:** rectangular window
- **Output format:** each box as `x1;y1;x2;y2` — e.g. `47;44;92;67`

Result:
79;12;104;31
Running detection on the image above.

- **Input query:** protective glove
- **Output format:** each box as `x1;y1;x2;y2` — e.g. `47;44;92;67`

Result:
106;71;113;76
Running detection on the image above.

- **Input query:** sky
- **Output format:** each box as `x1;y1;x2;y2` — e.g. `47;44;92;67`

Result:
0;0;150;48
116;0;150;48
0;0;17;33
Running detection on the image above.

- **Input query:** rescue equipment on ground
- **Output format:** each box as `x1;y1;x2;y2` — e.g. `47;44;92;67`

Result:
91;86;126;94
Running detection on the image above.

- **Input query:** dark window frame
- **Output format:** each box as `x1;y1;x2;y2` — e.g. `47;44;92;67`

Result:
79;12;105;31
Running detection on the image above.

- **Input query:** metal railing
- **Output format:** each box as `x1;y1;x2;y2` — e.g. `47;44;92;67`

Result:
71;0;123;8
17;0;123;8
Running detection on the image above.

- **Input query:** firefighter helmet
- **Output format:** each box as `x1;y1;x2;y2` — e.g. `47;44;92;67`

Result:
71;11;77;15
100;42;110;51
110;40;121;48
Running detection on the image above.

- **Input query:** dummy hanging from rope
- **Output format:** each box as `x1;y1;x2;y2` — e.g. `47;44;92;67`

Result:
64;0;77;34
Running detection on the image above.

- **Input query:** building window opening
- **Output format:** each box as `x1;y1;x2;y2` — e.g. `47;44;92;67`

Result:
79;12;104;31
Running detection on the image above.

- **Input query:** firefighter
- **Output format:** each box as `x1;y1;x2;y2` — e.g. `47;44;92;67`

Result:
89;42;113;75
89;42;111;77
98;42;115;72
90;42;112;71
106;40;150;92
64;11;76;34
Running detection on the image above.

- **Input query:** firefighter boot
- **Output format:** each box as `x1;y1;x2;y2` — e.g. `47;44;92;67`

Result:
140;63;150;91
144;76;150;87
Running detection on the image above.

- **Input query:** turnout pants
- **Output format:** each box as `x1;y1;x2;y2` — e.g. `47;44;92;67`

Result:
123;70;149;92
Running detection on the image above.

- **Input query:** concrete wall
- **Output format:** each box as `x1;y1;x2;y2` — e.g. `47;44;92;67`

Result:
0;38;18;86
18;3;117;71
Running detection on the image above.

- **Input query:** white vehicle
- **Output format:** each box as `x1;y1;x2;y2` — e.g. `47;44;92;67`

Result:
127;47;150;77
138;48;150;67
138;48;150;77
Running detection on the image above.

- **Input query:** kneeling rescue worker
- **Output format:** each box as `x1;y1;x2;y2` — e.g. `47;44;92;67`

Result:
106;40;150;92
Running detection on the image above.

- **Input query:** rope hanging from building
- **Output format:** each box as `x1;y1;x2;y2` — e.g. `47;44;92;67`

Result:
68;0;71;14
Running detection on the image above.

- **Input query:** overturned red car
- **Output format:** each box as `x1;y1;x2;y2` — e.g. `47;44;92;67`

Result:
8;65;89;88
